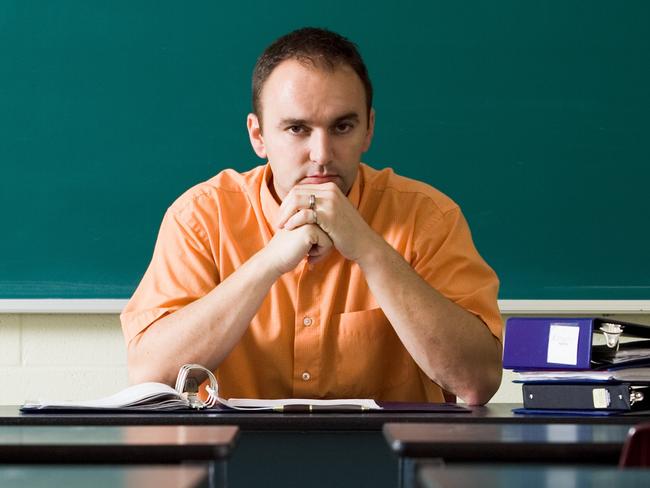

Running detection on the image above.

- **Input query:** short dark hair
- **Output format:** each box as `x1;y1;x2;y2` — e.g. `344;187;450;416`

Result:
252;27;373;120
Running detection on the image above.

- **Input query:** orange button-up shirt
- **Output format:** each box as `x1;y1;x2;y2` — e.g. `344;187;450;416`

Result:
121;163;502;402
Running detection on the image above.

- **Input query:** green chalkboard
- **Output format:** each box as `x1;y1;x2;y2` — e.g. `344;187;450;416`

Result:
1;1;649;299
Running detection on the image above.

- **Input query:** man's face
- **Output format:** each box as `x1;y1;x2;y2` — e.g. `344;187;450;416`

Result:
247;59;375;201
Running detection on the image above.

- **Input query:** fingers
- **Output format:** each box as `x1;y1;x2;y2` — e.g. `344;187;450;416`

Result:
308;251;329;264
306;223;331;247
283;208;319;230
276;183;340;229
306;225;333;263
265;224;332;275
277;193;316;229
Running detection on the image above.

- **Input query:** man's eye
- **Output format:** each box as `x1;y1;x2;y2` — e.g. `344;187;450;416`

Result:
288;125;307;135
334;123;354;134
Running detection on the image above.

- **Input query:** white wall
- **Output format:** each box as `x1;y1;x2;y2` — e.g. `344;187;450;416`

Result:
1;309;648;405
0;314;128;405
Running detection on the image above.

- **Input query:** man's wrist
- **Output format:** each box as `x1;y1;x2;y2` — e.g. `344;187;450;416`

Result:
354;231;394;271
250;247;285;284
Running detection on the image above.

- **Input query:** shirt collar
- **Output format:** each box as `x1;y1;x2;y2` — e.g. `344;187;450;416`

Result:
260;164;280;230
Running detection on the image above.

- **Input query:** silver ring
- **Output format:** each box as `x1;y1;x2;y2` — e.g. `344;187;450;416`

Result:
308;194;316;211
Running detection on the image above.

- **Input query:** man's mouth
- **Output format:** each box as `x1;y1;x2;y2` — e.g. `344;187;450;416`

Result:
300;175;340;185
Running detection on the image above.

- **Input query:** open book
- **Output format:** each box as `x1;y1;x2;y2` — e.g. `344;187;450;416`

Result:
21;364;381;412
21;364;470;413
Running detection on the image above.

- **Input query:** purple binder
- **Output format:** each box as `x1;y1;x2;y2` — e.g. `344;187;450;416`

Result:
503;317;595;370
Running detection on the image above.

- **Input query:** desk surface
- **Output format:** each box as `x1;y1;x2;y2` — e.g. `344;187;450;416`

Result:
417;465;650;488
0;465;209;488
1;406;642;488
2;404;648;430
384;422;632;463
0;425;238;463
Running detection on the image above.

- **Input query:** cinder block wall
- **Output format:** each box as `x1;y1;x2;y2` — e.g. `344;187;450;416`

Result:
2;313;647;405
0;314;128;405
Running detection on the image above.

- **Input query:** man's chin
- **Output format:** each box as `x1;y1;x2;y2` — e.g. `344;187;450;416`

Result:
300;175;354;193
299;175;341;186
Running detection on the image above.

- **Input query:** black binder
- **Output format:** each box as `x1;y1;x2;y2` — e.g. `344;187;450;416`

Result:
522;382;649;411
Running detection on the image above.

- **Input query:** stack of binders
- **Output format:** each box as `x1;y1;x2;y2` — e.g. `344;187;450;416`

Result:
503;317;650;415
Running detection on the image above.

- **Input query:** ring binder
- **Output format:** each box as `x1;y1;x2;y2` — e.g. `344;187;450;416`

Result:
174;364;219;409
503;317;650;371
506;316;650;416
522;383;648;411
599;322;623;355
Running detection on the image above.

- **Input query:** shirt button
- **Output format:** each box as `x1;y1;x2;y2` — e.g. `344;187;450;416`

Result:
303;317;313;327
302;371;311;381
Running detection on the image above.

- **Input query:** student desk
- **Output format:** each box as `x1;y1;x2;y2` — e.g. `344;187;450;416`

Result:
0;465;211;488
3;403;646;427
0;425;238;488
416;465;650;488
383;423;633;488
0;404;645;488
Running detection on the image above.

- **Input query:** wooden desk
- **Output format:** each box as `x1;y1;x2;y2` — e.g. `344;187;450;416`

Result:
0;425;238;488
0;465;210;488
384;423;633;488
416;465;650;488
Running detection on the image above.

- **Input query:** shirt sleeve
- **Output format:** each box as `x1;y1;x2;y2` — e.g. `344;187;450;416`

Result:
411;206;503;342
120;206;219;345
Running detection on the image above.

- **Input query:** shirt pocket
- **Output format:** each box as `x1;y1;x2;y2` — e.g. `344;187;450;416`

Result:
328;308;413;397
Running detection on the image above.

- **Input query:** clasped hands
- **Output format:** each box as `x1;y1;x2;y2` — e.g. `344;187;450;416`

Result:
266;182;379;275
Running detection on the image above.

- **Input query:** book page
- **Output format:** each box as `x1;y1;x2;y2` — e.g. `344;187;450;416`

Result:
222;397;381;410
23;382;188;410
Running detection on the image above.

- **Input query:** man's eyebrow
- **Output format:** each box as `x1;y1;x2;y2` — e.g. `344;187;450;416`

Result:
278;118;309;128
332;112;360;124
277;112;361;128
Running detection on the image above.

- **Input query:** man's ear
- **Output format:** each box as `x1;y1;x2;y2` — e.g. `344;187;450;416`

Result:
247;113;267;159
362;108;375;152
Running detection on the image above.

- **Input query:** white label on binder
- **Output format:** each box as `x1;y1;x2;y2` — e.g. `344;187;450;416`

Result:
592;388;610;408
546;324;580;365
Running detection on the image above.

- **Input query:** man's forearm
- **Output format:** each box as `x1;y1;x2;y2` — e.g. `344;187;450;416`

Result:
127;249;281;386
357;236;502;405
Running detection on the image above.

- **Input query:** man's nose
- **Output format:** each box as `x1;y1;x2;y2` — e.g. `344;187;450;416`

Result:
309;130;334;166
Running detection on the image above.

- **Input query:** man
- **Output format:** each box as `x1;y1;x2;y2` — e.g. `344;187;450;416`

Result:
121;27;502;405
